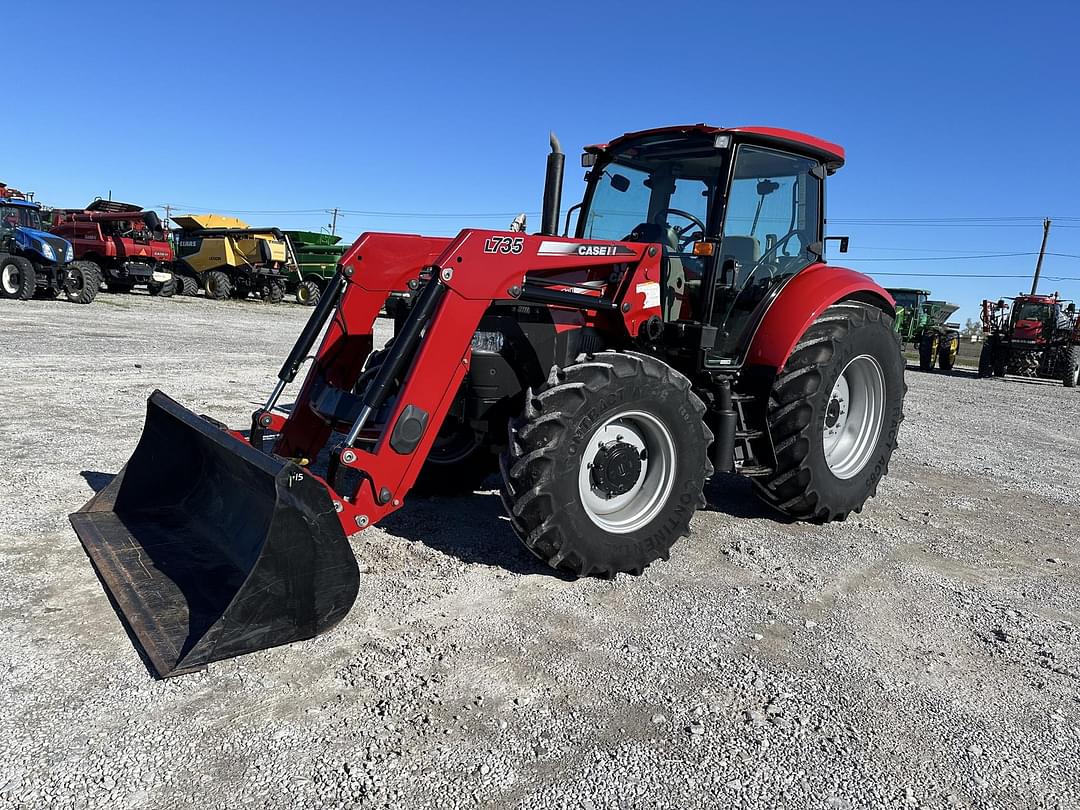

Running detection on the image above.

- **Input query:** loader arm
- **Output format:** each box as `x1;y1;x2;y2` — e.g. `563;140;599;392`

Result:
266;229;662;535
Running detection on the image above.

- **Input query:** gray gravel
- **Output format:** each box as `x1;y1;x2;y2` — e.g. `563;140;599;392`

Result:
1;292;1078;810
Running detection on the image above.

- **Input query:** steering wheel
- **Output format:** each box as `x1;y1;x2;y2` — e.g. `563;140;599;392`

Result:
653;208;706;250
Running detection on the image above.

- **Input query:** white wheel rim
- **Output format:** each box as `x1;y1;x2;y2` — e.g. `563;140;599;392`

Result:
2;264;18;294
577;410;676;534
823;354;886;479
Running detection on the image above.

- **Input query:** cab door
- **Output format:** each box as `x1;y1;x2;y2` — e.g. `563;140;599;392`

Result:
705;144;823;365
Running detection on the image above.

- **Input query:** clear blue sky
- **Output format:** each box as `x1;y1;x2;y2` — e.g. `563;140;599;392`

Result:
7;0;1079;324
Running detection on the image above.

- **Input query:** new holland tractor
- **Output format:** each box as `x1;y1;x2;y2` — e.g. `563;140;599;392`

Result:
978;293;1079;386
886;287;961;371
71;125;907;677
50;200;176;296
171;214;298;302
0;186;97;304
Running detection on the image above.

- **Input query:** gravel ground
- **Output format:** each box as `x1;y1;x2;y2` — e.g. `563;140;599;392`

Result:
1;292;1078;810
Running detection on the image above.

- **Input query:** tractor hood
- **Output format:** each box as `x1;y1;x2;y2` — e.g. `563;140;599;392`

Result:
15;226;72;263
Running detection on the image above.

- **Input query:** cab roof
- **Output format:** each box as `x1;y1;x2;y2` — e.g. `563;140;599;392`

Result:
585;124;845;171
0;197;40;208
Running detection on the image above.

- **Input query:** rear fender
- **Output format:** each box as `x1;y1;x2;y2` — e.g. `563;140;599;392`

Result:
744;264;895;372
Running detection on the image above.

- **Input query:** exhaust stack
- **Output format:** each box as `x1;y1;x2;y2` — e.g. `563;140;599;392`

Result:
540;131;564;236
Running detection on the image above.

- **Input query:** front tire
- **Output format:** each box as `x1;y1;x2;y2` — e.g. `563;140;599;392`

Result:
147;276;177;297
918;333;938;372
64;261;101;304
296;279;322;307
204;270;232;300
501;351;713;578
938;333;958;371
1062;345;1079;388
412;416;497;495
176;275;199;296
0;256;37;300
753;302;906;522
978;340;995;378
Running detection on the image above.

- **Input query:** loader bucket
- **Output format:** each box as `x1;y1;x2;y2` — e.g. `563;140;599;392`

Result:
70;390;360;678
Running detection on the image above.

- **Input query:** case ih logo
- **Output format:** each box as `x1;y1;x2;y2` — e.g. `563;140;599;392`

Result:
538;241;636;258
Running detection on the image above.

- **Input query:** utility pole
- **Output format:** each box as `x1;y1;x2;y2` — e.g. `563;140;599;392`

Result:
1030;217;1052;295
164;204;172;230
329;207;339;237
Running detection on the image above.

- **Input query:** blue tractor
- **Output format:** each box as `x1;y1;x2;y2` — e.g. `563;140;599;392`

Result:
0;193;99;303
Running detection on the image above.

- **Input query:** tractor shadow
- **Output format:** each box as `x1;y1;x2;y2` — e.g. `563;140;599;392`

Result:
378;479;572;579
904;364;981;380
701;473;793;522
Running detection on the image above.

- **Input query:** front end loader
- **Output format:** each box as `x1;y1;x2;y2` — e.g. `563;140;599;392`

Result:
72;125;907;677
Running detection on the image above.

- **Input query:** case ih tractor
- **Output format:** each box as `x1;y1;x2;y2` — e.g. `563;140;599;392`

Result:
71;125;907;677
171;214;298;302
0;186;97;304
978;293;1079;386
50;200;177;296
886;287;961;371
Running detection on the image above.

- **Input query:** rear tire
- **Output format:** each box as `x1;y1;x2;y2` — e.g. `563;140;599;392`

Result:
1062;345;1079;388
147;276;177;297
64;261;101;304
501;351;713;578
296;279;322;307
0;256;37;300
204;270;232;300
752;302;906;522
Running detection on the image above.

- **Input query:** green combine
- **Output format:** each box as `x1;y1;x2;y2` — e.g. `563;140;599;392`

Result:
285;230;347;306
887;287;962;371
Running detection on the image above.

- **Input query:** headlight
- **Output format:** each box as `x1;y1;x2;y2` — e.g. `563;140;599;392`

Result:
471;330;505;353
65;245;74;262
40;242;54;260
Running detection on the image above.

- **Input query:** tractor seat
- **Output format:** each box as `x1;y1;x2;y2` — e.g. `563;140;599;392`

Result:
720;235;761;283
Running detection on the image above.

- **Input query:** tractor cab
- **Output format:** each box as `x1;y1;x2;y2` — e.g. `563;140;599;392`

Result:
575;125;843;363
1011;296;1058;342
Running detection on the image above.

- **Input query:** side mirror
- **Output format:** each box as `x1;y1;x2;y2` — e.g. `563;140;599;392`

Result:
823;236;849;254
610;173;631;193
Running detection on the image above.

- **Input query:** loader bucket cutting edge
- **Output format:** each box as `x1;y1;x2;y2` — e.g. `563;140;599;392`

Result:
70;390;360;678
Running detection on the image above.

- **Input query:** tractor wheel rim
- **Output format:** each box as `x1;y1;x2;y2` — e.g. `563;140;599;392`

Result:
577;409;676;534
823;354;886;480
297;284;311;303
1;264;17;294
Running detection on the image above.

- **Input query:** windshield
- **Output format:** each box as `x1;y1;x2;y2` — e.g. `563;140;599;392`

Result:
1013;302;1050;322
888;291;923;313
0;204;42;230
579;137;724;243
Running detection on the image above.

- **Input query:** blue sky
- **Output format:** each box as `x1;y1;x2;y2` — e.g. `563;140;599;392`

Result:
6;0;1079;323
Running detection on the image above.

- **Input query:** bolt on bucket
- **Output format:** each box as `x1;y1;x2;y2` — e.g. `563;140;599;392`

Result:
70;390;360;678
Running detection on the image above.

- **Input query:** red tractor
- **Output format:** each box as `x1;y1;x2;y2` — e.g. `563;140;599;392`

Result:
978;293;1079;387
72;124;907;677
50;200;177;296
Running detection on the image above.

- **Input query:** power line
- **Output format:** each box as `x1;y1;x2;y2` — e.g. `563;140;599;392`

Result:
868;272;1080;280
